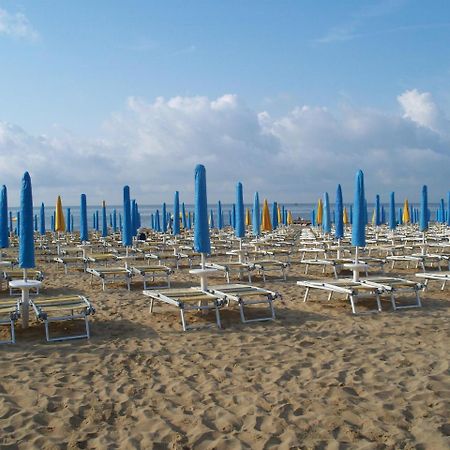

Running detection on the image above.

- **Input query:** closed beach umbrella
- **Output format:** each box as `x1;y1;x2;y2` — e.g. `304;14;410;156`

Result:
80;194;89;242
209;209;215;229
194;164;211;256
55;196;65;232
66;208;71;232
112;209;117;232
375;195;381;226
252;192;261;237
389;192;396;230
272;202;278;229
217;201;223;230
19;172;35;271
0;186;8;249
419;185;428;232
402;199;410;223
343;207;348;225
155;209;161;232
9;210;13;234
34;214;38;232
182;203;187;229
245;208;251;227
131;200;137;236
39;203;45;235
316;198;323;226
261;199;272;232
335;185;344;239
447;192;450;226
323;193;331;234
287;210;293;225
232;204;236;229
188;211;192;230
173;191;180;236
352;170;366;249
95;210;99;231
162;202;167;233
235;182;245;238
122;186;132;247
102;201;108;237
311;209;316;227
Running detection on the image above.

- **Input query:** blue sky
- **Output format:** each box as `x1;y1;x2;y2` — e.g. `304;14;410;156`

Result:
0;0;449;204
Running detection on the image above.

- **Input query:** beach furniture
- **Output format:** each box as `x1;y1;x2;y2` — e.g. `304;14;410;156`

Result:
252;259;289;282
3;269;44;295
86;266;132;290
84;253;116;268
0;298;20;344
297;278;382;314
30;295;95;341
360;276;423;310
53;255;86;273
204;261;253;283
415;271;450;290
129;265;172;289
143;287;224;331
207;283;279;323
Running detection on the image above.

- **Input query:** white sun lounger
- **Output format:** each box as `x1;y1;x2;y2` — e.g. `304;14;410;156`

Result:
143;287;224;331
86;266;132;291
0;299;20;344
207;283;280;323
3;269;44;295
204;261;253;283
415;271;450;290
252;260;289;282
360;276;423;310
54;256;86;274
30;295;95;342
386;255;425;271
129;265;172;289
297;279;382;315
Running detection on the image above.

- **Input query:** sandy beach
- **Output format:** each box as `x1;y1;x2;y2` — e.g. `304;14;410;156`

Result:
1;243;449;450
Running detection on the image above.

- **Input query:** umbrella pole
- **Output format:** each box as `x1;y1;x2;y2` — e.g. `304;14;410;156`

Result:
22;268;29;328
353;246;360;282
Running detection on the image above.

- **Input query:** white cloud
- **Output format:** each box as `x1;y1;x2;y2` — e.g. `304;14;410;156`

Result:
0;90;449;206
0;7;39;41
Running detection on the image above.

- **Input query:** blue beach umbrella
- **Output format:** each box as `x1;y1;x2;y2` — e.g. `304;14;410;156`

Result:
335;185;344;240
19;172;35;271
272;202;278;229
311;209;316;227
194;164;211;257
95;210;99;231
119;213;122;231
232;204;236;229
323;193;331;234
439;198;445;224
182;203;187;229
155;210;161;232
131;200;137;236
0;186;9;248
112;209;117;232
252;192;261;237
9;210;13;234
51;214;54;232
235;182;245;238
419;185;428;232
162;203;167;233
102;201;108;237
374;195;381;226
389;192;396;230
122;186;132;247
66;208;71;232
217;201;223;230
109;213;113;228
447;192;450;226
151;214;154;229
80;194;89;242
188;211;192;230
209;209;215;229
352;170;366;249
173;191;180;236
17;212;20;236
34;214;38;232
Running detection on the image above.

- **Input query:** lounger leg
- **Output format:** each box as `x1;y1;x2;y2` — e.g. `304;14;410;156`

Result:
226;271;230;283
10;319;15;344
303;287;310;302
415;290;422;308
45;320;50;342
149;298;154;313
180;309;187;331
214;302;222;329
327;291;333;301
85;316;90;339
349;295;357;314
376;293;382;312
390;292;396;311
442;281;446;291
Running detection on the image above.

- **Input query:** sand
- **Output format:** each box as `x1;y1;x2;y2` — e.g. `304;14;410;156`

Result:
0;249;449;449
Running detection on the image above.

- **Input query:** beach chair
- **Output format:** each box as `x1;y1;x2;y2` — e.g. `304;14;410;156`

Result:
204;261;253;283
30;295;95;342
53;256;86;274
3;269;44;295
297;279;382;314
0;299;20;344
415;271;450;291
86;266;132;291
386;255;425;271
360;276;423;310
207;283;280;323
129;265;172;289
143;288;224;331
84;253;116;268
252;260;289;282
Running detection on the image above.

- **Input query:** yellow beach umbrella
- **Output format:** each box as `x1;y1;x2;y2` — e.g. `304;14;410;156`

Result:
371;209;375;225
277;205;282;224
316;198;323;225
343;207;348;225
287;211;293;225
402;199;410;223
55;195;66;232
245;208;251;226
261;199;272;232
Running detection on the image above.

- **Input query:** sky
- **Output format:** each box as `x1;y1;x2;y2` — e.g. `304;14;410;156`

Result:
0;0;449;206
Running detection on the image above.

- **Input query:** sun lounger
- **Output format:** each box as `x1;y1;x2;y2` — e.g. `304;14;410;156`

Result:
415;271;450;290
386;255;425;271
129;265;172;289
252;260;288;282
360;276;423;310
30;295;95;342
86;266;132;290
297;279;382;314
204;261;253;283
84;253;117;267
143;287;224;331
3;269;44;295
207;283;280;323
0;299;20;344
54;256;86;274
